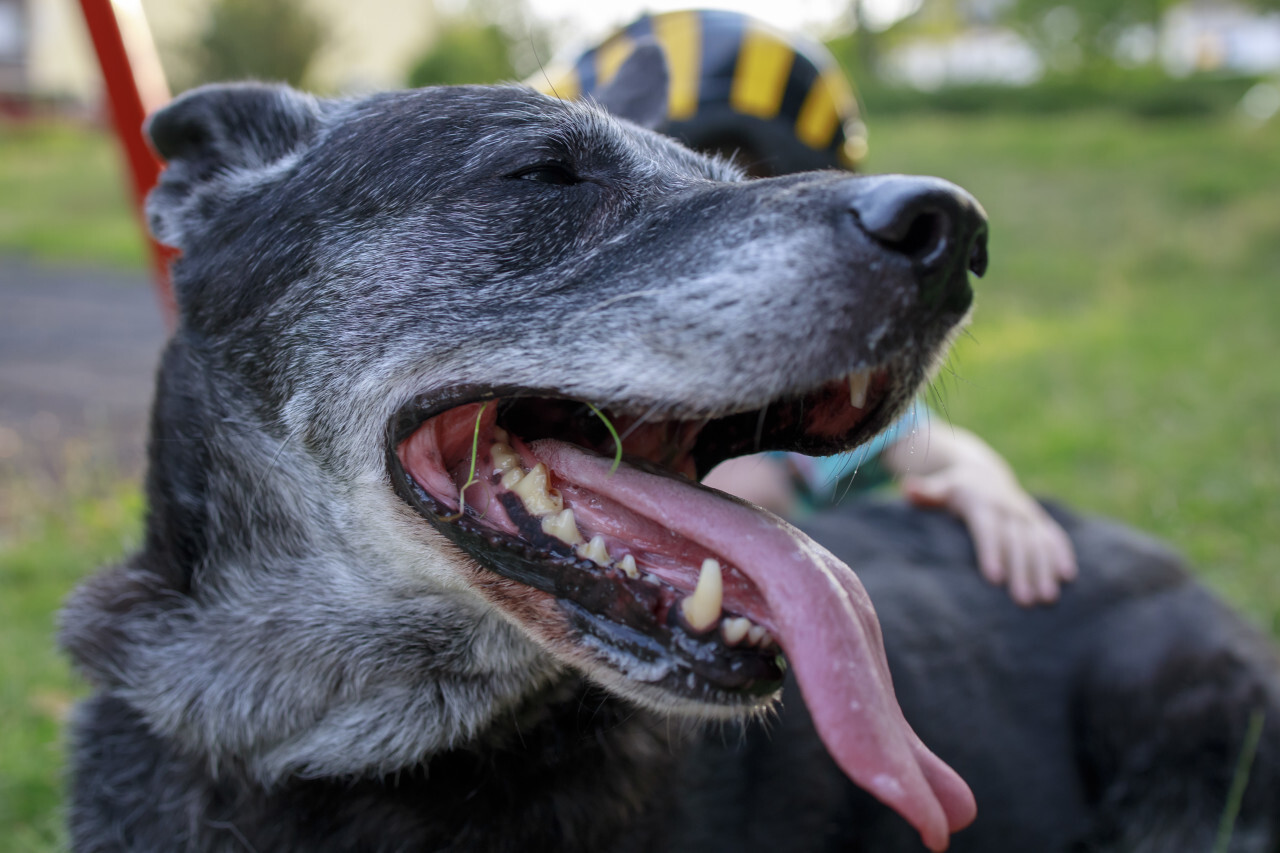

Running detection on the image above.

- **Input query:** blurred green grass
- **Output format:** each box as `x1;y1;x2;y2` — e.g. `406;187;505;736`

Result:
865;110;1280;629
0;124;148;269
0;483;142;852
1;109;1278;847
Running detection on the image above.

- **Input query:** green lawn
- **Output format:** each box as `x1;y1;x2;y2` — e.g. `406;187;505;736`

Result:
1;108;1278;847
0;123;148;269
866;110;1280;631
0;488;142;853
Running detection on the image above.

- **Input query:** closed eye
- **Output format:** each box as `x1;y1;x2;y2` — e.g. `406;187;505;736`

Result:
510;162;580;186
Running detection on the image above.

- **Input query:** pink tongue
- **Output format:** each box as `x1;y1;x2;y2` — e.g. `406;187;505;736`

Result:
532;440;975;851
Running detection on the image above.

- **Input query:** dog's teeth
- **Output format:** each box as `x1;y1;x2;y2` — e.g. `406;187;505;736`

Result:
746;624;769;647
722;616;752;646
511;462;562;516
492;426;509;443
618;553;639;579
500;467;524;490
848;369;872;409
490;441;521;474
576;534;609;566
681;558;724;633
542;508;583;545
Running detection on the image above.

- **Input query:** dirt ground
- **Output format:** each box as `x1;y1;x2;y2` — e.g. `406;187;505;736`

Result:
0;259;167;528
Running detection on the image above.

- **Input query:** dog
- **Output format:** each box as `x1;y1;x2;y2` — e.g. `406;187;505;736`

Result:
61;46;1279;851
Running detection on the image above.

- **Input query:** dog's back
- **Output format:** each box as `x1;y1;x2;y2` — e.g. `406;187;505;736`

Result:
797;502;1280;852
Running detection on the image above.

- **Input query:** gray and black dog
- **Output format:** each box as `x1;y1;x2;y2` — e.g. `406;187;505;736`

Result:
62;47;1279;852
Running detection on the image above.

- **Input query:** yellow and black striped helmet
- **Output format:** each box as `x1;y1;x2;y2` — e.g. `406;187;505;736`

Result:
534;9;868;175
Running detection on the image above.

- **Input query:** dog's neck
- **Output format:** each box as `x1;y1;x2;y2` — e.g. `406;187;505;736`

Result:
74;678;685;852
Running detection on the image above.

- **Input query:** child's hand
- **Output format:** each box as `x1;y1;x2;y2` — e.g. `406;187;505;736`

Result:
883;428;1077;607
901;469;1076;606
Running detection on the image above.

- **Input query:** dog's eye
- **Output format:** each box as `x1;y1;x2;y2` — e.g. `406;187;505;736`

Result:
510;163;580;186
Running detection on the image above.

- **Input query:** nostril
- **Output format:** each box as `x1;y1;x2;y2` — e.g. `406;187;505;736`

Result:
848;182;965;273
891;207;950;268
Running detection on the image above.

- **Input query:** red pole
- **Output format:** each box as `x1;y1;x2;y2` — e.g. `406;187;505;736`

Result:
77;0;178;328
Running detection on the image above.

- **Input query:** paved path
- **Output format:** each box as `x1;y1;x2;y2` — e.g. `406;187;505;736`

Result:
0;258;167;485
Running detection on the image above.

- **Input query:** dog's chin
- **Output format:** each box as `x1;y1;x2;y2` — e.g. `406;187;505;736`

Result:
386;363;908;714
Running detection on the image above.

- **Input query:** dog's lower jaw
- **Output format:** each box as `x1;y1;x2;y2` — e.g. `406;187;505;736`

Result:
464;565;783;721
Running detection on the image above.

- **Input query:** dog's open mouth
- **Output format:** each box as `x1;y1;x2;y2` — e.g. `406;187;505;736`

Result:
390;366;975;851
392;368;890;697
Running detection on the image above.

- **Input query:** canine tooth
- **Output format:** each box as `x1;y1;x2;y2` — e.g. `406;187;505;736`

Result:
492;426;509;443
542;508;583;545
490;441;521;474
500;467;524;489
618;554;639;579
511;463;562;515
722;616;751;646
747;624;769;647
848;369;872;408
681;558;723;633
576;534;609;565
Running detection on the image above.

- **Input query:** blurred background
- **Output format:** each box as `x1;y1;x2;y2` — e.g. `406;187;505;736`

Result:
1;0;1278;848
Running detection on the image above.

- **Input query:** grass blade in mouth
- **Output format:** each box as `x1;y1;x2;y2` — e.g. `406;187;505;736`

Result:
442;402;488;522
586;402;623;474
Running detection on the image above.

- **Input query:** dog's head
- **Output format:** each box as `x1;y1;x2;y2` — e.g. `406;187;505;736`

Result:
66;48;985;851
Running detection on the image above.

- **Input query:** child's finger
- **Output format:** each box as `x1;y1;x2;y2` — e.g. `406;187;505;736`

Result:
1001;517;1037;606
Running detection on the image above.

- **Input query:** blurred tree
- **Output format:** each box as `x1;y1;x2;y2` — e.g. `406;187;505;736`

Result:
846;0;885;79
406;0;549;88
827;0;957;86
190;0;326;88
1000;0;1172;72
408;21;516;87
997;0;1280;72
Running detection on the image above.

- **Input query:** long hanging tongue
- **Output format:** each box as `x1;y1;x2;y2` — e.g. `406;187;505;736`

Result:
532;439;976;851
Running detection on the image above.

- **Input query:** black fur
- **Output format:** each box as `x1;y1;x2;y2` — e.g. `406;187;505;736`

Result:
68;501;1280;851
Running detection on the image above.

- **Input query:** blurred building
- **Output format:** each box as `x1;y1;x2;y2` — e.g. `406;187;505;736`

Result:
881;0;1280;89
0;0;25;109
1162;2;1280;76
12;0;441;107
7;0;1279;107
881;26;1042;89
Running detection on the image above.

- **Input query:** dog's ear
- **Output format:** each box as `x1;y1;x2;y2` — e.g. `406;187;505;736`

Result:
594;40;669;130
145;83;325;249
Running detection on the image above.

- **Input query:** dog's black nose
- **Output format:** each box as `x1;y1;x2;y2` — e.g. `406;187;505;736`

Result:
849;175;989;312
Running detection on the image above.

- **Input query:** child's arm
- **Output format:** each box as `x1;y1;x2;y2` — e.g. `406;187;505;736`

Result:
880;426;1077;606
